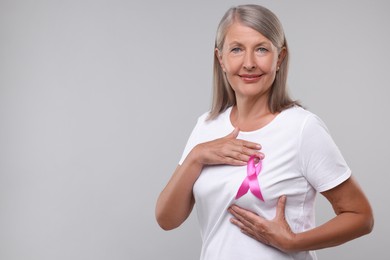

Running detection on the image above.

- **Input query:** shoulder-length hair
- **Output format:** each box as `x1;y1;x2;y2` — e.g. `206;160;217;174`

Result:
208;4;299;120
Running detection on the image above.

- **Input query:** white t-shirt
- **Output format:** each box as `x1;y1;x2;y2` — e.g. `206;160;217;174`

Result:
179;106;351;260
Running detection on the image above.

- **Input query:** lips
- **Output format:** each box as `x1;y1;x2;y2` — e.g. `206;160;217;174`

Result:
240;74;261;78
239;74;262;82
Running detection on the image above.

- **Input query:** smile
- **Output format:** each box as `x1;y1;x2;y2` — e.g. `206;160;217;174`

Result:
239;74;262;83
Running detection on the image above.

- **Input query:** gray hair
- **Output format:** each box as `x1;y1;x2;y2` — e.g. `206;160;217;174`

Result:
208;4;299;120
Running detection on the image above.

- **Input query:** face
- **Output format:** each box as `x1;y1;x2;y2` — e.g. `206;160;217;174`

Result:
216;22;285;100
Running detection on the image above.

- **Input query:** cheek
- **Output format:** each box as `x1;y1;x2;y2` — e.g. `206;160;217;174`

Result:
222;59;240;74
259;57;278;72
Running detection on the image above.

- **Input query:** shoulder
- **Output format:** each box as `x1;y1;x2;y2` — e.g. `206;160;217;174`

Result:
276;106;330;138
282;106;315;120
188;107;233;141
279;106;320;127
197;110;211;122
196;107;231;126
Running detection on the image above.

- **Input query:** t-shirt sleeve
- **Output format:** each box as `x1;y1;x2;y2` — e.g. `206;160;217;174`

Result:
178;114;206;165
299;114;351;192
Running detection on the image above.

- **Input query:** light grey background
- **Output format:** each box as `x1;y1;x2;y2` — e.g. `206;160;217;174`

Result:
1;0;388;259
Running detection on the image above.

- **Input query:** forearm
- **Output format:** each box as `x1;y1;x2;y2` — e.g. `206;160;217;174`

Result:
155;150;203;230
292;211;373;252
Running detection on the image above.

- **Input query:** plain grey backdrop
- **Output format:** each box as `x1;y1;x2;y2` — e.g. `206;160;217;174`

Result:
1;0;389;259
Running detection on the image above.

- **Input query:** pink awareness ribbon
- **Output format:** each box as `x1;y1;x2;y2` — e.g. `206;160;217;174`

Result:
235;155;264;201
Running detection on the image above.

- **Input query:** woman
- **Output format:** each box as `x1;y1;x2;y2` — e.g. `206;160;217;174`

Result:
155;4;373;260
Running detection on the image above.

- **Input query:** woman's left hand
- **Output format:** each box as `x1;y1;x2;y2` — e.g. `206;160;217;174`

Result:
228;196;296;253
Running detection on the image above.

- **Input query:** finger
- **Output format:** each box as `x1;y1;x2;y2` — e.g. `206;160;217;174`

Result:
239;146;265;160
222;156;248;166
230;217;245;229
229;205;259;226
230;212;270;245
233;139;261;152
241;140;262;151
226;129;261;152
231;219;256;237
220;144;251;164
227;127;240;139
225;149;250;164
230;215;255;234
229;140;262;156
275;195;287;220
240;226;270;246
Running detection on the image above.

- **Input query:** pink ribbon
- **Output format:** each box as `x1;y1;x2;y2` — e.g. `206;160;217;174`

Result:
235;155;264;201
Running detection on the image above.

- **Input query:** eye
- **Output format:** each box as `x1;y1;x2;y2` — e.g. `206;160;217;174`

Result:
256;47;268;54
231;47;242;54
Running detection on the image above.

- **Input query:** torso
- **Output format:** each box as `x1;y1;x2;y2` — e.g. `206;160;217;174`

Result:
179;106;350;260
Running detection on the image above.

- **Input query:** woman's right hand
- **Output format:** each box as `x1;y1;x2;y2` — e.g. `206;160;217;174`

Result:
156;128;263;230
192;127;264;166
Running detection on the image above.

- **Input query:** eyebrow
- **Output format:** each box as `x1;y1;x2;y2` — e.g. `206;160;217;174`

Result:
226;40;271;47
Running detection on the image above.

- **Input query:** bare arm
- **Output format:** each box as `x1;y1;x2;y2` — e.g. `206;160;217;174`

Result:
155;128;263;230
292;176;374;251
155;154;202;230
228;176;374;252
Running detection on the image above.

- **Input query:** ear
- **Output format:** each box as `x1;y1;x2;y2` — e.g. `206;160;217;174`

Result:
215;48;226;72
277;47;287;68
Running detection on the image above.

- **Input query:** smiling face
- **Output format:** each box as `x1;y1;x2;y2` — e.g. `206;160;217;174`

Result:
216;22;285;101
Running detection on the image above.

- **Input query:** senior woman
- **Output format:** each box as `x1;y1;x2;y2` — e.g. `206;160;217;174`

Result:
156;4;373;260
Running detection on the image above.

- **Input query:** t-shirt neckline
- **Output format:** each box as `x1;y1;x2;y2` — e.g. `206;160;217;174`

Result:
224;106;293;135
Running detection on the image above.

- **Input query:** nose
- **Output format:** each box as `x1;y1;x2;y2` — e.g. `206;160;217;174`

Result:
243;52;256;71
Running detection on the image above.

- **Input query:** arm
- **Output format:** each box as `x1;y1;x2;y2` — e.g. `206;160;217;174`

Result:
155;128;263;230
228;176;374;252
155;153;202;231
293;176;374;251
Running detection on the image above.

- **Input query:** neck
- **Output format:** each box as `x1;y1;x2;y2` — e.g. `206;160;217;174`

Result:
231;95;276;131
